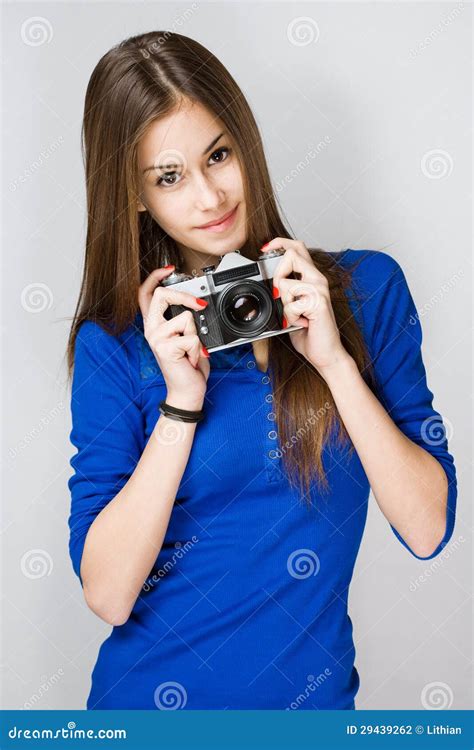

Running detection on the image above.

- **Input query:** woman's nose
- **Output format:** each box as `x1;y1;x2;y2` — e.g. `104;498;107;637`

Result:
193;173;225;211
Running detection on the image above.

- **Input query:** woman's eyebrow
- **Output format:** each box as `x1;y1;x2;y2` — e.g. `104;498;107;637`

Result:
201;131;225;156
142;132;225;174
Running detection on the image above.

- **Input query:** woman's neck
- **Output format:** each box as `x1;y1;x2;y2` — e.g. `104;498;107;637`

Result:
252;338;269;372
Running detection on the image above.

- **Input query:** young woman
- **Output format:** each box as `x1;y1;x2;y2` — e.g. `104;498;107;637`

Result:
66;31;457;710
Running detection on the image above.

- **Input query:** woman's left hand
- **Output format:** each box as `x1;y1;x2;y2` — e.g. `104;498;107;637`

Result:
261;237;351;375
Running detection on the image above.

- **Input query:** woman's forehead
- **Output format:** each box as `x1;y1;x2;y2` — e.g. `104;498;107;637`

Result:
138;102;226;168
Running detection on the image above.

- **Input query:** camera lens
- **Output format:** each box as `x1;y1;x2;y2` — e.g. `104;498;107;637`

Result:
219;281;272;336
229;294;259;324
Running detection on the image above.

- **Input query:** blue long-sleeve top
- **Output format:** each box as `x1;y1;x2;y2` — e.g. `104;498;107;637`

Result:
67;249;457;710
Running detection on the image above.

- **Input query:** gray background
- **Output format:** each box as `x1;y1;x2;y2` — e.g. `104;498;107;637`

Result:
2;1;472;710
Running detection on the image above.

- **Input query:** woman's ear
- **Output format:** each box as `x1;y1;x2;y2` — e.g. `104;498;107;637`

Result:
137;198;147;213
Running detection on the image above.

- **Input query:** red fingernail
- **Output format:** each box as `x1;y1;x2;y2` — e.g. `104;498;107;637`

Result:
282;317;288;329
201;345;210;357
163;264;175;269
260;242;271;251
196;297;208;307
272;285;280;299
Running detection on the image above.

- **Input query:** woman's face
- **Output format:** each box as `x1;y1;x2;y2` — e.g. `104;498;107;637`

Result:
137;100;247;275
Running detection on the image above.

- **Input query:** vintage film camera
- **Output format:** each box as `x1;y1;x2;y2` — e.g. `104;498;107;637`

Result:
160;248;305;353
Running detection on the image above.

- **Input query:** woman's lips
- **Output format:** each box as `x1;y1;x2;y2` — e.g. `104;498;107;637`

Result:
195;205;239;233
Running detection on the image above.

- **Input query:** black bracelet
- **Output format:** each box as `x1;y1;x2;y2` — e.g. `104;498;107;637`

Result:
158;400;205;423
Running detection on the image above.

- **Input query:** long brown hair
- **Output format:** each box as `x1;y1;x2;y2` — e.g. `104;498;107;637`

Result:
65;30;378;503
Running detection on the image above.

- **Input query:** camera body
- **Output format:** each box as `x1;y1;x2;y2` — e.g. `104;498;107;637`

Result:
160;248;305;353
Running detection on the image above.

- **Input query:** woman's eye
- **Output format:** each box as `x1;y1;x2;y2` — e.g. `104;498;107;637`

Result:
156;171;182;187
209;146;231;164
154;147;231;188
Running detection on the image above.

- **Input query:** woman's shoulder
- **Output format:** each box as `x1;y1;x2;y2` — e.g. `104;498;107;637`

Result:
329;248;417;352
331;247;410;307
74;316;141;364
329;247;405;281
73;314;144;390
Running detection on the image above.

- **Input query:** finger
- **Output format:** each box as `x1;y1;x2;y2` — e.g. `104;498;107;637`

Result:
154;308;196;340
186;326;209;368
260;237;299;254
261;238;312;264
190;335;204;369
278;277;325;308
150;311;205;369
180;316;203;369
262;240;325;290
261;237;301;275
283;300;310;328
138;266;176;320
274;249;323;291
166;331;202;369
167;334;203;364
282;283;325;320
146;287;208;329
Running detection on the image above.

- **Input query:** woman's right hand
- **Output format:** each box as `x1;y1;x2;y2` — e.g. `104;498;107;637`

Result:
138;266;211;410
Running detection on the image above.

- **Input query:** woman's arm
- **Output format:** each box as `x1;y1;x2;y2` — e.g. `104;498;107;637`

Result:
262;240;456;560
319;352;448;559
80;392;203;627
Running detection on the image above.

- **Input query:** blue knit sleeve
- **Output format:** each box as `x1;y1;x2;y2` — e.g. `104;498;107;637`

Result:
67;321;144;585
350;250;458;560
